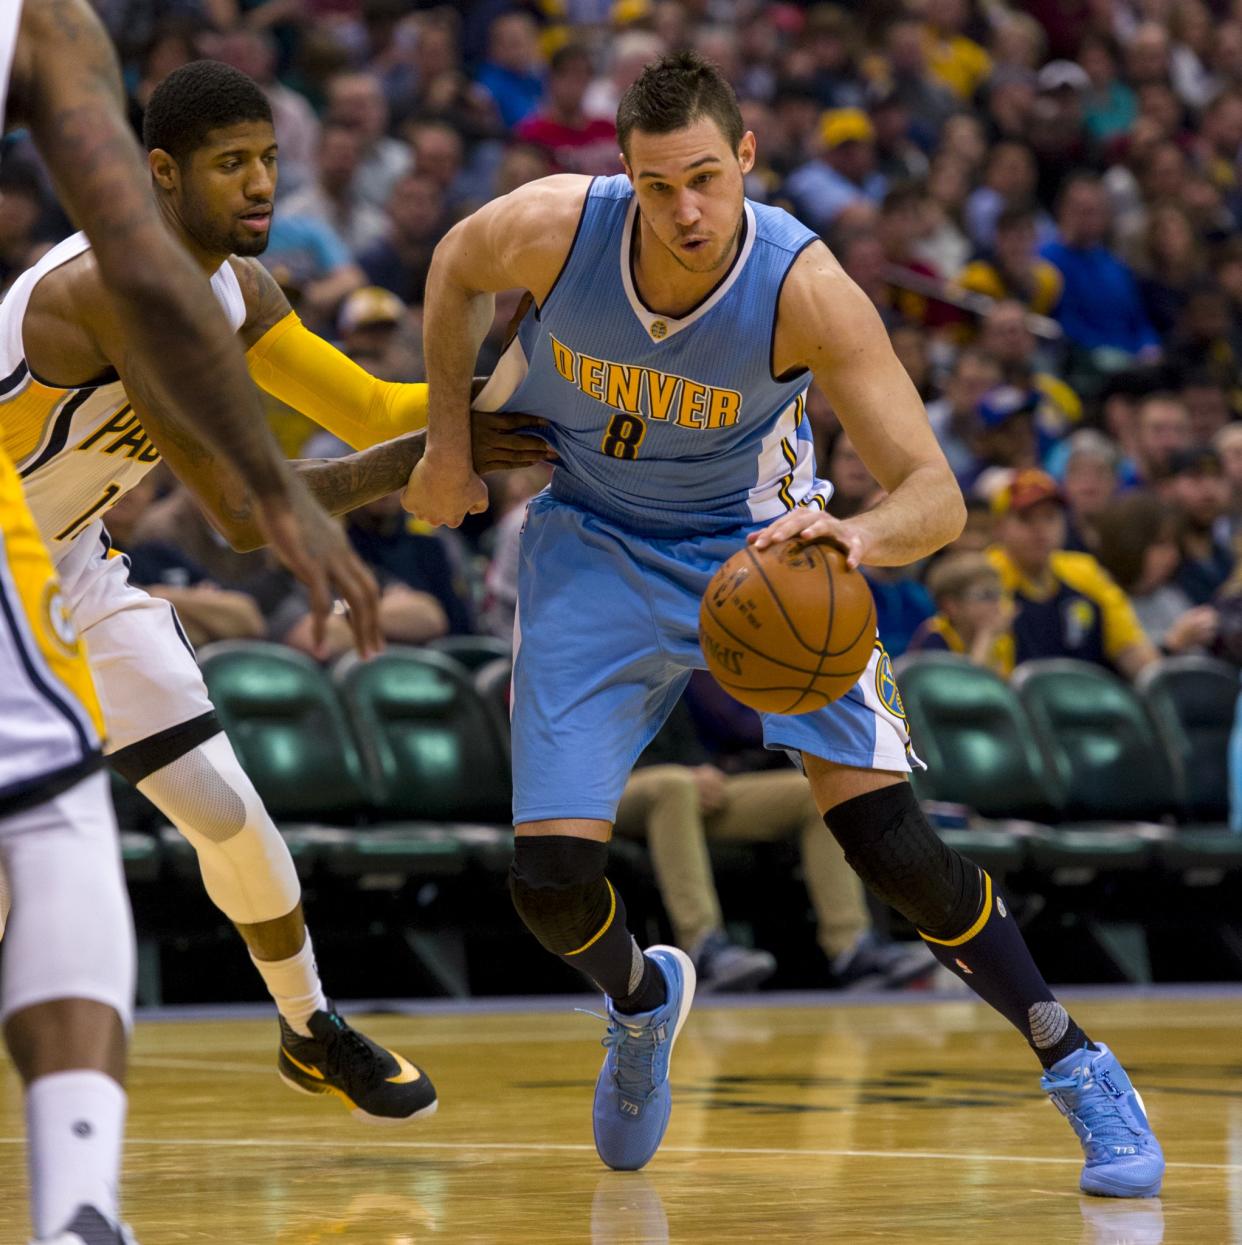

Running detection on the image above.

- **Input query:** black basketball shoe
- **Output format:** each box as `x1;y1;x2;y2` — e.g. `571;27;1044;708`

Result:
278;1005;438;1124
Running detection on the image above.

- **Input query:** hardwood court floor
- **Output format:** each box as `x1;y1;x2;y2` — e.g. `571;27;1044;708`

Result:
1;992;1239;1244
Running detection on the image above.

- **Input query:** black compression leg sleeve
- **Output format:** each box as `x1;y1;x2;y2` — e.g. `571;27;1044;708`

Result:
509;835;665;1013
825;784;1090;1068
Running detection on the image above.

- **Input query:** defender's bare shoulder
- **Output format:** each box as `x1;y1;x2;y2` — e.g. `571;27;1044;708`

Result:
439;174;593;305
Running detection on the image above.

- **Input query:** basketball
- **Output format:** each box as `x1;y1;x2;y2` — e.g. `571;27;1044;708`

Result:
698;539;876;715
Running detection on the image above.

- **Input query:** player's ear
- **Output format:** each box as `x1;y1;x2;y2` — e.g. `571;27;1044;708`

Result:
148;147;178;193
619;151;633;182
737;131;756;176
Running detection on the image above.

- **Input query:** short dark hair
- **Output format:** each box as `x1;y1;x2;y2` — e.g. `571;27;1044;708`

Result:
143;60;273;161
996;203;1037;233
616;51;743;157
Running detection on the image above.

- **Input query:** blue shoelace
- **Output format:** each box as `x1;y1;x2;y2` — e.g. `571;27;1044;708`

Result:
1048;1068;1143;1149
602;1019;663;1103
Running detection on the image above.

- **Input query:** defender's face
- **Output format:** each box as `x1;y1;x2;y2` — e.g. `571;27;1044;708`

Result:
623;117;755;276
178;121;279;257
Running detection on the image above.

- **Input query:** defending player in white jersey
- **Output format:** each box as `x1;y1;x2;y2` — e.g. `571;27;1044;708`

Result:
1;1;413;1240
0;52;548;1162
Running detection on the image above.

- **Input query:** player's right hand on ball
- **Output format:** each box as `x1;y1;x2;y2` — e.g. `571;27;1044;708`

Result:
402;454;489;527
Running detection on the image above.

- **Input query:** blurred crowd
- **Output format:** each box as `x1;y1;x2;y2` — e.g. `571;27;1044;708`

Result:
9;0;1241;987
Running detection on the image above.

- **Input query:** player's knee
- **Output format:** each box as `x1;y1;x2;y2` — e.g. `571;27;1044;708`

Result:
509;835;615;955
822;782;982;937
138;733;300;924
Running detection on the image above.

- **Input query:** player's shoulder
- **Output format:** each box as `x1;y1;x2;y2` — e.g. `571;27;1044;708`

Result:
490;174;596;230
22;233;103;319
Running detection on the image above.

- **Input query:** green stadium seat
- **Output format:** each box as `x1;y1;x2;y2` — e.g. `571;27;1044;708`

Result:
199;641;373;823
334;647;511;824
426;634;513;673
1137;656;1237;823
896;653;1061;823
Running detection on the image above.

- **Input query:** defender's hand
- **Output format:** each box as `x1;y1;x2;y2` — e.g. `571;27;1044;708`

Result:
748;511;870;569
472;412;554;473
401;453;489;527
258;490;383;659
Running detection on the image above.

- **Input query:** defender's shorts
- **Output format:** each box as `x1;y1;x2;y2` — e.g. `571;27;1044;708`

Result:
58;520;216;770
512;493;920;825
0;452;104;816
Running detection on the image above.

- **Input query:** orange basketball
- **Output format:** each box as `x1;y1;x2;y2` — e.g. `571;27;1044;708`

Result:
698;540;876;715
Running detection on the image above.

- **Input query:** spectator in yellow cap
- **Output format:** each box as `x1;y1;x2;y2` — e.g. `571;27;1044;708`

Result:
986;468;1158;679
785;107;888;234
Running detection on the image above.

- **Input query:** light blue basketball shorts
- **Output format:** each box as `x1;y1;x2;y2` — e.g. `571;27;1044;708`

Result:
511;492;920;825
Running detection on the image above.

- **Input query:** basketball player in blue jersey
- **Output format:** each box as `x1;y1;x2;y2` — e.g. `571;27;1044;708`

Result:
407;53;1164;1195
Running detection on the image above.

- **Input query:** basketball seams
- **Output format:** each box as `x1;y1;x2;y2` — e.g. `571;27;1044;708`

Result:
700;595;867;678
743;545;823;657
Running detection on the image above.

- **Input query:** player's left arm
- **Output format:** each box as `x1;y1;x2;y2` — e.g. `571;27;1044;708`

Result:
232;257;549;469
752;243;966;567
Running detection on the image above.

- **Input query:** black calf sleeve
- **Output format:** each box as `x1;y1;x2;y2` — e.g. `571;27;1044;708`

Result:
823;782;982;938
509;835;658;1007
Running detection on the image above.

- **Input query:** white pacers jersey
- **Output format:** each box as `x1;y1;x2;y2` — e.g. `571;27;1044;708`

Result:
0;233;247;559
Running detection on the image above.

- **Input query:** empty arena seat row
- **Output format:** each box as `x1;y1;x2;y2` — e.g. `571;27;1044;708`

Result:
895;652;1242;877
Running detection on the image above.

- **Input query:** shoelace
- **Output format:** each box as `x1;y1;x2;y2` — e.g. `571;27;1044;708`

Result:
601;1019;662;1103
323;1019;381;1088
1048;1068;1142;1148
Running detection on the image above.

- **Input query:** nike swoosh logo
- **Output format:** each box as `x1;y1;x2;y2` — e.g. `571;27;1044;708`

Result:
282;1047;325;1080
386;1051;423;1085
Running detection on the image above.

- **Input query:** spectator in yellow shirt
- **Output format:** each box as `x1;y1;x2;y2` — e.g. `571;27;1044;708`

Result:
923;0;992;99
986;469;1159;679
959;206;1063;317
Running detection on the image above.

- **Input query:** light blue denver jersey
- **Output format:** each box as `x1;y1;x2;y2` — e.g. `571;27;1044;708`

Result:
476;174;833;536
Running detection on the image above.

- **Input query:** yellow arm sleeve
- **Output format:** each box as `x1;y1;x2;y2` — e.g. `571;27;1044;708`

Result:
245;311;428;451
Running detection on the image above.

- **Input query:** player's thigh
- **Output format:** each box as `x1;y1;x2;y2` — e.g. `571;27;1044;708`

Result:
760;641;921;777
707;770;819;842
63;535;214;753
512;496;687;824
0;455;102;799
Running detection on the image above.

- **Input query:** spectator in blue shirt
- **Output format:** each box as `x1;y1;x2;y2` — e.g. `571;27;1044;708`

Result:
1040;173;1161;357
474;10;545;128
262;212;365;332
785;108;888;235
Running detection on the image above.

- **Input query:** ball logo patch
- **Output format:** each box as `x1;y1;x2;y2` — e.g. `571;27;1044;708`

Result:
649;320;668;340
874;646;906;720
41;581;80;657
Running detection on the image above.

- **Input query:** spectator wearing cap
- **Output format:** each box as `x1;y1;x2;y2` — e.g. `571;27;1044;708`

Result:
1163;446;1236;604
515;43;618;176
909;553;1014;675
1040;173;1161;358
1094;492;1218;654
358;172;446;305
474;9;544;129
280;123;389;255
925;348;1004;480
922;0;992;101
337;285;420;379
959;206;1063;316
1028;60;1091;200
785;108;887;235
325;72;413;212
987;468;1158;678
960;384;1042;491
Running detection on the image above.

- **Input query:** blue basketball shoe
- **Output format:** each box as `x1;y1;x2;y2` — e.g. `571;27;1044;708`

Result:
1041;1044;1164;1198
593;945;696;1171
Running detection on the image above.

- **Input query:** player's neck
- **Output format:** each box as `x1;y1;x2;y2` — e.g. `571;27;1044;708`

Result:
632;217;741;318
155;196;226;277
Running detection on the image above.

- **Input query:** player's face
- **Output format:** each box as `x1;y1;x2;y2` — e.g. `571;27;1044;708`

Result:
180;121;280;257
623;116;756;276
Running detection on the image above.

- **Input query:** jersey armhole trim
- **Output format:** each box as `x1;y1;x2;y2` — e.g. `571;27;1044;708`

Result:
768;236;819;384
534;176;598;319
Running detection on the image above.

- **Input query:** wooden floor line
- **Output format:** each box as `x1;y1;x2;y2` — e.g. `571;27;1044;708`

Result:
0;1134;1233;1173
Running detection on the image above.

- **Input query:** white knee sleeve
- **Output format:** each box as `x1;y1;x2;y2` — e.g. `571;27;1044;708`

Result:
0;771;136;1029
138;732;301;926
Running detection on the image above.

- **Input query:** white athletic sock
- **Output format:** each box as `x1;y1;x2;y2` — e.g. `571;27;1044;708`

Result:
251;934;327;1036
26;1070;126;1239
